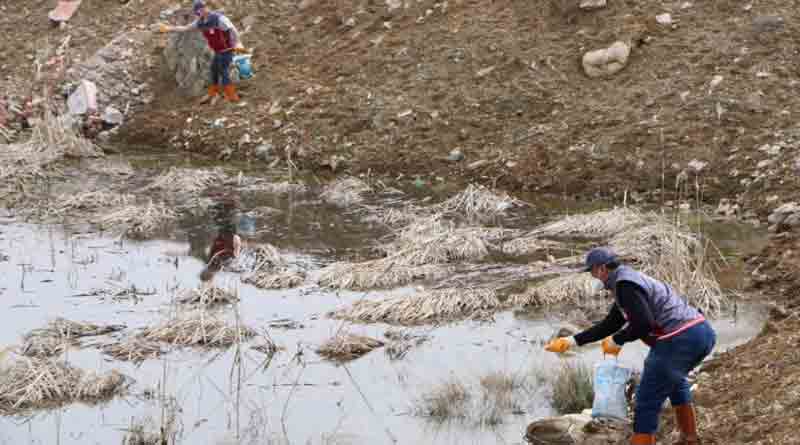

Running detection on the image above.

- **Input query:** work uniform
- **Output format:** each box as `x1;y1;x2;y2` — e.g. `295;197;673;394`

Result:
192;12;239;88
573;266;716;435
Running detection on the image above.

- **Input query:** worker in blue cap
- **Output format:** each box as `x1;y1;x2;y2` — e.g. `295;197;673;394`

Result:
545;247;716;445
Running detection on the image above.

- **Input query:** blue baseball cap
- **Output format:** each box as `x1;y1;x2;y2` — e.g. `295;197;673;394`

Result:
192;0;206;12
582;247;618;272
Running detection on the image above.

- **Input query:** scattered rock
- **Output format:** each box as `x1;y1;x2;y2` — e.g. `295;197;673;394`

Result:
476;66;496;78
687;159;707;172
753;15;785;33
525;411;630;445
386;0;403;12
67;80;98;115
767;202;800;226
709;75;724;91
579;0;606;10
655;13;673;25
447;149;464;162
582;41;631;78
467;159;489;170
255;143;274;161
101;106;124;126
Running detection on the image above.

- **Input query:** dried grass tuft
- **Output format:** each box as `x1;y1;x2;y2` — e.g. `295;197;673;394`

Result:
415;379;471;421
316;332;385;362
22;318;125;358
501;235;568;256
94;201;178;239
384;329;429;360
101;339;164;364
330;288;503;326
243;269;306;289
434;184;525;220
550;362;594;415
141;312;255;348
508;273;601;308
238;180;307;195
52;191;135;215
142;167;228;195
0;356;128;415
177;285;239;305
610;223;727;316
318;259;447;290
532;207;650;239
320;177;372;207
248;244;286;272
0;111;101;186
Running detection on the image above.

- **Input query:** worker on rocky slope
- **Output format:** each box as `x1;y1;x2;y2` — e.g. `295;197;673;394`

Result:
159;0;244;104
545;247;716;445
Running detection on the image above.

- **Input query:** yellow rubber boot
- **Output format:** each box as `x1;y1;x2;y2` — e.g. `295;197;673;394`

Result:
199;85;220;104
223;84;240;103
674;404;700;445
631;433;656;445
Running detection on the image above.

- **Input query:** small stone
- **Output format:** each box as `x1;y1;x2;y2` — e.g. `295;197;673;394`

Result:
476;66;496;78
467;159;489;170
579;0;606;10
784;213;800;227
582;41;630;78
101;106;124;126
447;149;464;162
255;143;274;161
655;13;672;25
344;17;356;28
238;133;251;146
753;15;784;33
386;0;402;12
709;75;724;89
687;159;707;172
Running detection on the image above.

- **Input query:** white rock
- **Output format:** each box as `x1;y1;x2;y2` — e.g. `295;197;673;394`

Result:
100;106;124;126
687;159;707;172
758;144;782;156
67;80;98;115
386;0;403;12
656;13;673;25
476;66;496;78
710;75;724;89
579;0;606;10
582;41;631;78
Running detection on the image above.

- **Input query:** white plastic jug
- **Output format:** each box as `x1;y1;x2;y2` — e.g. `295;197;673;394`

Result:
592;359;631;420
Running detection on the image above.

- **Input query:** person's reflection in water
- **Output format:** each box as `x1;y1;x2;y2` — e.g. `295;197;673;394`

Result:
200;193;242;283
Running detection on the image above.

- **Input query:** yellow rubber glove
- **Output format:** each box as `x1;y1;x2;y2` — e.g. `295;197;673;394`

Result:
159;23;170;33
602;337;622;356
232;46;249;54
545;337;576;354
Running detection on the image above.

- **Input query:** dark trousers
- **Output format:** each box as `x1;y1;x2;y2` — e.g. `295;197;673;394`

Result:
211;51;233;86
634;321;716;433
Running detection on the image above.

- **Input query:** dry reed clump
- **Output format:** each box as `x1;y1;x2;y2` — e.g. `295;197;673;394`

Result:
380;215;518;266
317;259;448;290
243;269;306;289
0;111;102;186
0;356;129;415
94;200;178;239
320;176;372;207
142;167;228;195
237;180;308;195
384;329;429;360
415;370;529;425
415;379;471;422
316;332;385;362
52;191;135;215
531;207;650;239
433;184;525;220
101;339;164;364
500;235;568;256
508;273;602;308
22;318;125;358
550;362;594;415
177;285;239;305
248;244;287;272
610;223;727;316
141;312;256;348
330;288;504;326
359;204;423;227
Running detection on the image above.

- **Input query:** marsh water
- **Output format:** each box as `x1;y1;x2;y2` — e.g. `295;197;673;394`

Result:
0;153;770;445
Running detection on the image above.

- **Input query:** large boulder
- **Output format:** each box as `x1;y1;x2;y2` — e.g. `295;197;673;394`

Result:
163;32;214;97
525;412;630;445
582;41;631;78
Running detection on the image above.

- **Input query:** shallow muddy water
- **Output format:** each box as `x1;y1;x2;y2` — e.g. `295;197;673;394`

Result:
0;159;769;445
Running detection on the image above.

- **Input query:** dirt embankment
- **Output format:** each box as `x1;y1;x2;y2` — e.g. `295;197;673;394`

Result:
3;0;800;443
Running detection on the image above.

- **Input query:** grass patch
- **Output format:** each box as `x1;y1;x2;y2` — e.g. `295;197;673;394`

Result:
316;332;385;362
21;318;125;358
94;201;178;240
243;269;305;289
141;312;255;348
531;207;649;239
508;273;602;308
330;287;503;326
177;285;239;305
550;362;594;415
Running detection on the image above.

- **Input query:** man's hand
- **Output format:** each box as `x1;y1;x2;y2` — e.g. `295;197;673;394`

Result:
545;337;576;354
602;337;622;356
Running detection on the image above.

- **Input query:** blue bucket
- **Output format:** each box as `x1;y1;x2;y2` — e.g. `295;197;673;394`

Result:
233;55;253;80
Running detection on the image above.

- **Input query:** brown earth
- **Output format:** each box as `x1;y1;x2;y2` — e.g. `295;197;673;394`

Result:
3;0;800;443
